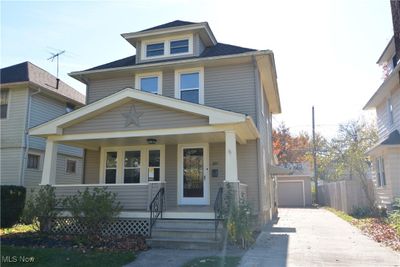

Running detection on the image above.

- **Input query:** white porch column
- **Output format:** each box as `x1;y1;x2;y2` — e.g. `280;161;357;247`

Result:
225;130;238;182
41;139;58;185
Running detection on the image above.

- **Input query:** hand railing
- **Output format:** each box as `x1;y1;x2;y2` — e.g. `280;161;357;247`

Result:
149;187;165;237
213;187;223;240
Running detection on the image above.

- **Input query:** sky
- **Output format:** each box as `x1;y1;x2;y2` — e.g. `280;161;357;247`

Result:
0;0;393;138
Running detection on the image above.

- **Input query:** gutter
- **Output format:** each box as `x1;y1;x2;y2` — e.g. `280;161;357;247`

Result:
20;87;41;186
69;50;273;83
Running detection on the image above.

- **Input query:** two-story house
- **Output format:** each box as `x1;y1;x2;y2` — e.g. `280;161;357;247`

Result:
364;3;400;209
29;20;282;248
0;62;85;191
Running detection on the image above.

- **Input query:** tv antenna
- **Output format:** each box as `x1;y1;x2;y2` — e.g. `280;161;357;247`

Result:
47;50;65;79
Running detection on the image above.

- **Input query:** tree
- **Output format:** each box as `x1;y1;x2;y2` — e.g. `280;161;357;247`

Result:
272;122;310;164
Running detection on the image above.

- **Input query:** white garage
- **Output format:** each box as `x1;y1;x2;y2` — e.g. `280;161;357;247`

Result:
277;176;312;207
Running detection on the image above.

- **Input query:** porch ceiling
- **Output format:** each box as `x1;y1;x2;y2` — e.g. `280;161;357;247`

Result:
59;132;226;150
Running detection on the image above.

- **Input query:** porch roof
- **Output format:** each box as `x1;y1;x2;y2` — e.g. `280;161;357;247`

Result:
29;88;259;144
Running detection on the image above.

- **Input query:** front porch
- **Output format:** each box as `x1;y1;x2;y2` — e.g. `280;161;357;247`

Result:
30;88;258;220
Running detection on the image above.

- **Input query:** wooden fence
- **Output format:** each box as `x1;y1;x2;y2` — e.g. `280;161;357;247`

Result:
318;180;374;214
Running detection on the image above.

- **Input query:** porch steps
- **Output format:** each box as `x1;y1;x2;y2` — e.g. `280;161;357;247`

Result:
146;219;224;250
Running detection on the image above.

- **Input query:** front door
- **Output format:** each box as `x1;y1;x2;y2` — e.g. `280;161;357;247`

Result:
178;144;209;205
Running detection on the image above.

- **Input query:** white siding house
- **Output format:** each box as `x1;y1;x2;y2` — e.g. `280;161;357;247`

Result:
364;37;400;209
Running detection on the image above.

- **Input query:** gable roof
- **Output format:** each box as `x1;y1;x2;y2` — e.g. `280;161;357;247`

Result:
85;43;256;71
1;62;85;105
139;20;197;32
29;88;259;142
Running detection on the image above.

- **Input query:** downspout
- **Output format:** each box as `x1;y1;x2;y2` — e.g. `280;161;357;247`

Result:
20;87;41;186
252;56;263;220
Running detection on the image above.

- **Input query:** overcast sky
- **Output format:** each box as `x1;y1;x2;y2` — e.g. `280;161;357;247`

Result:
0;0;393;137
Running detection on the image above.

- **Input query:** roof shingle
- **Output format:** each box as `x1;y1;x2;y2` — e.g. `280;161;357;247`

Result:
139;20;197;32
85;43;256;71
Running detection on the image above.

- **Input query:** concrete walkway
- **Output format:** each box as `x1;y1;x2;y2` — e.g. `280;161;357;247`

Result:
239;208;400;267
124;245;245;267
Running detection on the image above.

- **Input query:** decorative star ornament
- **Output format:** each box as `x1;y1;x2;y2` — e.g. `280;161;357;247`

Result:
122;104;143;127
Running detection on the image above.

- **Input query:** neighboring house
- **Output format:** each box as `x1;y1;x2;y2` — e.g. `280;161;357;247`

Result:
0;62;85;191
363;3;400;209
276;162;312;207
29;20;282;247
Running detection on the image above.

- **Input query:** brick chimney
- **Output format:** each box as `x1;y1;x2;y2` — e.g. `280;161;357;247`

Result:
391;0;400;61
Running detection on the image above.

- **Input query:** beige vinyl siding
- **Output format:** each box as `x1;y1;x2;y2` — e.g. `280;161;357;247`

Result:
29;92;83;157
165;144;177;208
376;88;400;140
237;141;259;212
193;33;206;56
54;184;148;210
84;149;100;184
63;100;208;134
204;63;257;120
24;151;83;189
87;77;134;104
1;148;24;185
0;88;28;148
209;143;225;202
56;155;83;185
162;69;175;98
372;153;394;207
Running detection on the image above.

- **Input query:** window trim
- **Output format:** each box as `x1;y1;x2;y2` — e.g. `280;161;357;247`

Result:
170;39;190;55
141;34;193;60
65;158;77;174
27;152;42;171
174;67;204;104
135;72;163;95
99;145;165;184
376;156;386;187
0;88;10;120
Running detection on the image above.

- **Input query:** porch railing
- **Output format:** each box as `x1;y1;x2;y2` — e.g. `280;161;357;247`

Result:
149;187;165;237
214;187;224;240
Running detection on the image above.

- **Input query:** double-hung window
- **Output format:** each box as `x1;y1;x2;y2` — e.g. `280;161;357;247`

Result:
175;68;204;104
146;43;164;57
170;39;189;54
27;153;40;170
376;157;386;187
1;89;9;119
105;152;118;184
135;72;162;94
66;159;77;174
124;151;141;183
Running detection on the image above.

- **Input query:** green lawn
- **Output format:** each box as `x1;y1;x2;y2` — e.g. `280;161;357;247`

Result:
1;246;135;267
181;256;241;267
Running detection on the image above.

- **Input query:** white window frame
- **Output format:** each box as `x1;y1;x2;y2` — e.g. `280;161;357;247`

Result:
123;150;142;184
99;145;165;184
65;158;77;174
174;67;204;104
27;151;42;171
387;97;394;126
135;72;163;95
141;34;193;60
0;88;10;120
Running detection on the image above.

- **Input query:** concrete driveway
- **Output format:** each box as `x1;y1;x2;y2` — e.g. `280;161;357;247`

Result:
240;208;399;267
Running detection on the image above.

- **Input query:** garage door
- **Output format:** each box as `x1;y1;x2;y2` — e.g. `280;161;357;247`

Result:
278;181;304;207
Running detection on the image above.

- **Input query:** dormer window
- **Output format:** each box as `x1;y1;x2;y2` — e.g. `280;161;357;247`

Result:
141;34;193;60
170;39;189;54
146;43;164;57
